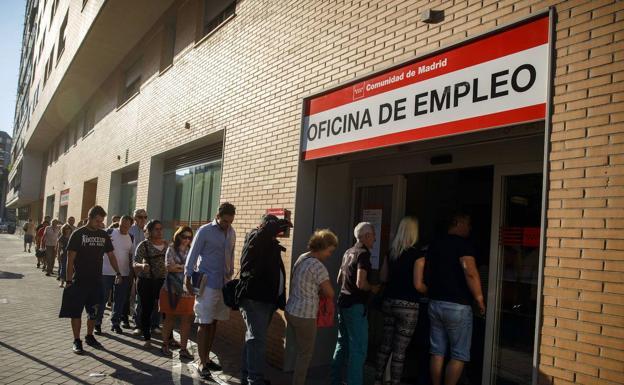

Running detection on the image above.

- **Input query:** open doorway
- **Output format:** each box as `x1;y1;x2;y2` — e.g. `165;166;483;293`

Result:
81;178;98;220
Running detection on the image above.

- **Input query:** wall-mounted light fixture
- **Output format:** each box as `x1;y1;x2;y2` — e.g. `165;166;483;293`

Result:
421;9;444;24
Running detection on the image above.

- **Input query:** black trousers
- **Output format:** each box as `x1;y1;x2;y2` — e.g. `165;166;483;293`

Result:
137;277;164;341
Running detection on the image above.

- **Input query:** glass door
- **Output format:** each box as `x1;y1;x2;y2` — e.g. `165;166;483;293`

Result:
484;163;544;385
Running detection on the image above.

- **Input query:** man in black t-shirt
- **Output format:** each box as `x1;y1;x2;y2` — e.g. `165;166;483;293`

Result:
425;213;485;385
331;222;380;385
59;205;123;355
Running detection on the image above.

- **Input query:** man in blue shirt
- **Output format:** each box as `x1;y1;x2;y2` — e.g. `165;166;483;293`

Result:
185;202;236;382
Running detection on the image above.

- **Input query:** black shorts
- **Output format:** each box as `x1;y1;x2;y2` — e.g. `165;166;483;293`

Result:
59;281;102;320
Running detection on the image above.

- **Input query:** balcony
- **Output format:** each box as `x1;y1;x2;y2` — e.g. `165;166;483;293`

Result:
23;0;174;151
5;151;43;208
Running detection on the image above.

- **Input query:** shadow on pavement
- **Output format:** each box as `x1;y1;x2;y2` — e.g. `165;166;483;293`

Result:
0;271;24;279
0;340;90;384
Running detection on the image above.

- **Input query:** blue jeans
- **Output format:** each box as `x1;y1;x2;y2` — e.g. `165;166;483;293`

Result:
331;304;368;385
96;275;130;327
240;298;276;385
428;300;473;362
58;254;67;281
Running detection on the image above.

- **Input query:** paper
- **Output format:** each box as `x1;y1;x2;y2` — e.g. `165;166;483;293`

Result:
362;209;382;269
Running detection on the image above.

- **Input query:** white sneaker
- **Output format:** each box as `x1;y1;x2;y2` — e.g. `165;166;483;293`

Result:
132;328;142;336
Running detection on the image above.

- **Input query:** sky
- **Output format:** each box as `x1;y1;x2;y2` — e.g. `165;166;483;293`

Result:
0;1;26;136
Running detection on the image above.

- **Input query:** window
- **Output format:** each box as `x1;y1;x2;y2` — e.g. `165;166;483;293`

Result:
201;0;236;39
57;12;68;60
44;46;54;84
119;59;142;105
64;128;70;153
162;161;222;239
83;105;95;136
38;31;45;59
160;17;177;72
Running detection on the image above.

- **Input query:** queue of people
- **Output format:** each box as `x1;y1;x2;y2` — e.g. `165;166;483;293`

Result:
30;200;484;385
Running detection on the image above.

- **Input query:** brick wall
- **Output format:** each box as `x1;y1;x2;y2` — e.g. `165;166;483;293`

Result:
36;0;624;377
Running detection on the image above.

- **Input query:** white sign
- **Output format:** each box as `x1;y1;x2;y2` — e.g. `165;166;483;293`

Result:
302;16;550;160
362;209;383;269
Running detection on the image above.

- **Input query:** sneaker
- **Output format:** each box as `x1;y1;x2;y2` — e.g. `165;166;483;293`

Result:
151;327;162;334
94;325;102;335
206;359;222;372
85;334;103;349
72;339;84;355
144;340;152;349
111;325;123;334
122;320;131;329
45;273;51;276
132;328;142;336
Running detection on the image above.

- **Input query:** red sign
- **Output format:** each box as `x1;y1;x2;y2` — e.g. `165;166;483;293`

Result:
60;189;70;207
301;15;550;160
266;208;291;238
500;227;540;247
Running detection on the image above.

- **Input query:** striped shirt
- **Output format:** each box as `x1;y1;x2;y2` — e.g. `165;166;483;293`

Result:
286;253;330;319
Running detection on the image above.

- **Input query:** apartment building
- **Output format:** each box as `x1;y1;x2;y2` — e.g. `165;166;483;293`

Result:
7;1;624;384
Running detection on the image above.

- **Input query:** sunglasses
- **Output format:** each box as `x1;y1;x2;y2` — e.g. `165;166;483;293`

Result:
181;235;193;240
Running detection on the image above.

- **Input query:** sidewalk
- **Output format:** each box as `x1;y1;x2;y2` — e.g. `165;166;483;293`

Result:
0;234;374;385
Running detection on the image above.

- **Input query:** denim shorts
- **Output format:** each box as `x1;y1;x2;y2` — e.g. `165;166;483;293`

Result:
428;300;473;362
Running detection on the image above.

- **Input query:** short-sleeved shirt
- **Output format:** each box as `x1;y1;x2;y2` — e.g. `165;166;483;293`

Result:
384;245;425;303
102;229;133;276
67;226;114;283
134;240;167;279
43;226;60;246
337;242;372;307
286;253;330;319
426;233;477;305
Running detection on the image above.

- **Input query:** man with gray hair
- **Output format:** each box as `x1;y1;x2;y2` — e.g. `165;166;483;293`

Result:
331;222;380;385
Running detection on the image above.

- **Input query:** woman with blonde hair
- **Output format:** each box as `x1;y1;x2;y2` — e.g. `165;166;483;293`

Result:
374;216;426;385
286;229;338;385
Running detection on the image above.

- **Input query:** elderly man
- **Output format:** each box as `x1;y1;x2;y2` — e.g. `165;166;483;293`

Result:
128;209;160;334
43;219;61;276
331;222;380;385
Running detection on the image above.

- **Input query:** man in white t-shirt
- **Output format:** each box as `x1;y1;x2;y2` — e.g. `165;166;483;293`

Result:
95;215;135;334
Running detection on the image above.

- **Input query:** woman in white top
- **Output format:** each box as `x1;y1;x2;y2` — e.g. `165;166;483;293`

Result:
285;229;338;385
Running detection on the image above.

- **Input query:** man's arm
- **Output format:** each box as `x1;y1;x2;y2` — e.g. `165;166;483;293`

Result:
184;229;203;294
414;257;427;294
460;256;485;315
106;251;122;275
66;250;76;283
356;268;379;293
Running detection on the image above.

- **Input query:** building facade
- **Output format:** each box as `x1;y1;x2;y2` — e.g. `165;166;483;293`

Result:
7;0;624;384
0;131;13;221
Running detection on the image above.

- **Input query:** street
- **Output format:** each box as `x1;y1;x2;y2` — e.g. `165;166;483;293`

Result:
0;233;246;385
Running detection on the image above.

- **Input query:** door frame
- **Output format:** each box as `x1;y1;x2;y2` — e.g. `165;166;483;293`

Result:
482;161;544;385
351;175;406;257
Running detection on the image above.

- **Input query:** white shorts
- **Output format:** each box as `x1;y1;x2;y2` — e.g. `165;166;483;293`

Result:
194;287;230;324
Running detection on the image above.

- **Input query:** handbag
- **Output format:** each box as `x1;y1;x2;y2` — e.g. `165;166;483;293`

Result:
317;296;335;328
222;277;240;310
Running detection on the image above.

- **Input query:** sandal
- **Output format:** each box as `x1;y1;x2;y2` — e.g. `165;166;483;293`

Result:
179;348;194;360
160;346;173;357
